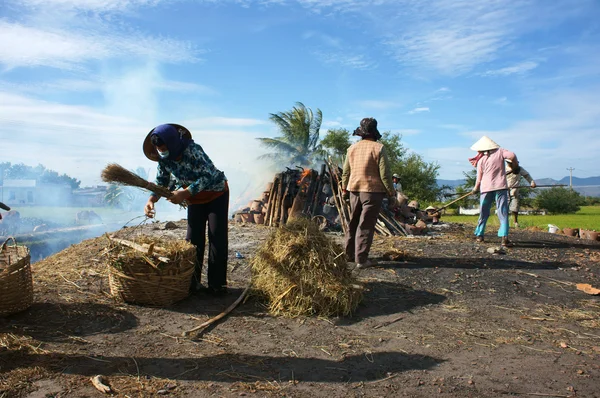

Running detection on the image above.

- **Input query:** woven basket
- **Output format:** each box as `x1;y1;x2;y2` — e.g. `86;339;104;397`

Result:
0;237;33;317
106;237;195;306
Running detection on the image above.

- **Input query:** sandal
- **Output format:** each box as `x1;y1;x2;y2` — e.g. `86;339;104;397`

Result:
501;237;514;247
475;236;484;243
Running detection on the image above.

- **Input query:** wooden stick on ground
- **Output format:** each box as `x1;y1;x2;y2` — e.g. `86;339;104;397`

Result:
110;238;170;263
183;285;251;337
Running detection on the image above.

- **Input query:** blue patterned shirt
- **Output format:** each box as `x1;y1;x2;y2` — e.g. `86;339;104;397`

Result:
153;142;227;197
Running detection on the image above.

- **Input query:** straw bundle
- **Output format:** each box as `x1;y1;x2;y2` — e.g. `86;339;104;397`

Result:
105;236;195;306
250;219;362;317
101;163;172;199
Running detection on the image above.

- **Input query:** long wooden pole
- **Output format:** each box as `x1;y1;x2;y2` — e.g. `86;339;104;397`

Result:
183;285;251;337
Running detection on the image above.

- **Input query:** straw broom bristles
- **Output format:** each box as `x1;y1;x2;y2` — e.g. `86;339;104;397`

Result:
101;163;172;198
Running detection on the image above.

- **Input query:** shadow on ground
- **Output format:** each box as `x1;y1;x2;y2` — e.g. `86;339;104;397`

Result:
0;351;444;382
0;302;138;342
337;281;446;326
379;257;564;270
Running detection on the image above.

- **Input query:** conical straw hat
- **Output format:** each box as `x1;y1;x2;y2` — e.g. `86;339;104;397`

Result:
470;136;500;152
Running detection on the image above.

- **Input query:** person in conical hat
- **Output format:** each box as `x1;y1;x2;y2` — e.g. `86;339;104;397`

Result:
469;136;519;247
143;123;230;297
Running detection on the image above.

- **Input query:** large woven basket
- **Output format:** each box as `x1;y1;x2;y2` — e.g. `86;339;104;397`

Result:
0;237;33;317
106;237;195;306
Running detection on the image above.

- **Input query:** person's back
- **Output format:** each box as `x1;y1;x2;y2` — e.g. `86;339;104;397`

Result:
345;140;387;193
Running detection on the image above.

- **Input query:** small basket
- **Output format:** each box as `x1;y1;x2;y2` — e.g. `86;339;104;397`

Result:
0;237;33;317
106;237;195;306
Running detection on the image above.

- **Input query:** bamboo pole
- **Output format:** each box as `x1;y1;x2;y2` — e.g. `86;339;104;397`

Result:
264;175;280;227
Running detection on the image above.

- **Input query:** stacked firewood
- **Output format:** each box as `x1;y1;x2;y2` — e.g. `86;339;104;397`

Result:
234;162;406;236
263;165;327;226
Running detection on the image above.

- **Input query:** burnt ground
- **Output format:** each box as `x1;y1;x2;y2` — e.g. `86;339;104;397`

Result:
1;220;600;398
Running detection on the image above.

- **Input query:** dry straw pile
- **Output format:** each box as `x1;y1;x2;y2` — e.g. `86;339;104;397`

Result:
251;219;362;317
105;236;195;306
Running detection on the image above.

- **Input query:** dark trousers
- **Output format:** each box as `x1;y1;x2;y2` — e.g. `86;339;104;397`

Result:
345;191;384;264
186;190;229;289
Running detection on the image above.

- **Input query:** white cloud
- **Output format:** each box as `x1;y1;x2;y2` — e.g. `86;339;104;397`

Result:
0;89;274;206
408;107;430;114
0;21;199;69
431;88;600;179
357;100;403;110
314;50;377;70
13;0;160;12
482;61;539;76
182;117;267;127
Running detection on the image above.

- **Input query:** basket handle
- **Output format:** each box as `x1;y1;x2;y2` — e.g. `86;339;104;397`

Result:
0;236;16;253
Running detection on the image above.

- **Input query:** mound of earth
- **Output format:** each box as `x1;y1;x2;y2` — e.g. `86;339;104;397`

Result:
1;220;599;397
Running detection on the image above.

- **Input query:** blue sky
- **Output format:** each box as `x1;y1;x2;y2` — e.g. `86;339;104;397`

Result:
1;0;599;206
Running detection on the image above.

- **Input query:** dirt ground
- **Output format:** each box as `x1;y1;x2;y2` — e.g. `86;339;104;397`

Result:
1;219;600;398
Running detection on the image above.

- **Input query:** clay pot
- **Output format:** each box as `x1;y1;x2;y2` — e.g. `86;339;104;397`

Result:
562;227;578;237
579;230;589;240
234;213;243;223
585;230;598;241
261;191;270;203
240;213;255;223
254;213;265;224
250;200;263;213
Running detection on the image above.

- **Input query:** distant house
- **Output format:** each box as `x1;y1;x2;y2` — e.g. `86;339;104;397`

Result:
0;179;73;207
72;186;108;207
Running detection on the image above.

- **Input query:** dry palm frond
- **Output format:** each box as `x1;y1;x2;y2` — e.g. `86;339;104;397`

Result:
101;163;172;198
250;218;362;317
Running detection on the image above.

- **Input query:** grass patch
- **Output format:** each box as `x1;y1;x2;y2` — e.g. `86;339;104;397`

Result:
445;206;600;230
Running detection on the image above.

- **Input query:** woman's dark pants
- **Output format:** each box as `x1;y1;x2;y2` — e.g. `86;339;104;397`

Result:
186;191;229;289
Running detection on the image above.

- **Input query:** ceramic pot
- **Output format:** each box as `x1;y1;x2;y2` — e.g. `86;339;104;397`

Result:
250;200;263;213
234;213;243;223
562;227;578;237
240;213;255;223
585;230;598;241
254;213;265;224
579;229;589;240
261;191;270;203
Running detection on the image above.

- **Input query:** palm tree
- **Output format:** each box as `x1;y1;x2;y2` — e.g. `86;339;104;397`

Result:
257;102;324;167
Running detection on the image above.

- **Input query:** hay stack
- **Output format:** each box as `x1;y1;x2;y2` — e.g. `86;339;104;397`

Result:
105;236;195;306
251;219;362;317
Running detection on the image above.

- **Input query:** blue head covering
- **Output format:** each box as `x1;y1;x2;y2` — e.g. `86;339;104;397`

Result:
151;124;193;161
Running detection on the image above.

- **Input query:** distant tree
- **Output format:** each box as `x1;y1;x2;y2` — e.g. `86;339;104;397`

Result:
452;169;479;208
582;196;600;206
320;128;351;166
535;187;582;214
257;102;323;168
378;132;444;203
2;163;80;189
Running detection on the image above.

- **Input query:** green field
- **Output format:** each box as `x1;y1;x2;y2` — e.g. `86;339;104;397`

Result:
444;205;600;231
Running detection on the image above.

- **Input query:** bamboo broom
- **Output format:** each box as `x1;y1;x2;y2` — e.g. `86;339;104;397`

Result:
101;163;173;199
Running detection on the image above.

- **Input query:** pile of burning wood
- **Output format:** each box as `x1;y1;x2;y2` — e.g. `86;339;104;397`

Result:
233;162;408;237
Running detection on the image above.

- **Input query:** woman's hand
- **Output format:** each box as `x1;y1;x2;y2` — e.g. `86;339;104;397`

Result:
144;199;156;218
168;189;191;205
